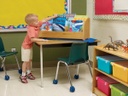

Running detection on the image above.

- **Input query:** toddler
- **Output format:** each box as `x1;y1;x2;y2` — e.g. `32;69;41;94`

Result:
20;13;58;83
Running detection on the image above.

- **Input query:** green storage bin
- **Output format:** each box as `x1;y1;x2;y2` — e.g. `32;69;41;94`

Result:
110;84;128;96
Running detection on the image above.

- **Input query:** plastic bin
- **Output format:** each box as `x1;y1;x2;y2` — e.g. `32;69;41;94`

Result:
110;83;128;96
111;61;128;82
96;75;118;96
96;55;125;74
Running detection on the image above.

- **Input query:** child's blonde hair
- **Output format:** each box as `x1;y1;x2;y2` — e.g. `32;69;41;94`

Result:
25;13;38;25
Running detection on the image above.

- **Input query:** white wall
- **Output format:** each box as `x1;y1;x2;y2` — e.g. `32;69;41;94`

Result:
87;0;128;60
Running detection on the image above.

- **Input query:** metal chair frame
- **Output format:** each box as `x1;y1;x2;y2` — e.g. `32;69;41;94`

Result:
53;42;92;92
0;37;21;80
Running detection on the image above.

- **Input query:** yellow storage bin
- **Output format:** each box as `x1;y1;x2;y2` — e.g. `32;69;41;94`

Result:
111;61;128;82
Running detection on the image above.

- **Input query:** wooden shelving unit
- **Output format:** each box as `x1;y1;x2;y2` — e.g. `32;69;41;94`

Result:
38;17;90;40
92;45;128;96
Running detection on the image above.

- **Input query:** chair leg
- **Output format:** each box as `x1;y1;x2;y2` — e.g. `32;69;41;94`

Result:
14;55;22;74
64;63;75;92
55;61;61;80
53;61;61;84
1;58;7;75
65;63;73;86
74;65;79;79
1;57;10;80
0;57;4;71
76;65;80;75
53;61;75;92
86;60;92;77
14;55;20;69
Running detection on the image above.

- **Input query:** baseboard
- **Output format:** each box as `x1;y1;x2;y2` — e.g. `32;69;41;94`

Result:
3;60;93;70
32;61;58;68
4;61;58;70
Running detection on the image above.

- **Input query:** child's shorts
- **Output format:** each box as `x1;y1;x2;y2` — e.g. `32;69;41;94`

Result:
21;47;33;62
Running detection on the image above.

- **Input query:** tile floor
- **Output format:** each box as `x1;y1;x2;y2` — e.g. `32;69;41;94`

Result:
0;65;96;96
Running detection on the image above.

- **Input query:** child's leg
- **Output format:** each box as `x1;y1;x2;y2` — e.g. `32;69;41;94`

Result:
20;47;32;83
27;51;35;80
20;61;29;83
26;60;32;74
22;61;28;76
26;60;35;80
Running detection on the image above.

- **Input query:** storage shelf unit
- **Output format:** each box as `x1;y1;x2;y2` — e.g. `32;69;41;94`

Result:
92;45;128;96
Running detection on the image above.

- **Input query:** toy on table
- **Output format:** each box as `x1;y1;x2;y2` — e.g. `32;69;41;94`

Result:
109;36;124;47
122;44;128;52
104;36;128;52
103;36;118;51
104;43;118;51
121;39;128;53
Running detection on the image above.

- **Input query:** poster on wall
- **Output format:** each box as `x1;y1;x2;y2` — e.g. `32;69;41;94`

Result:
94;0;128;21
0;0;68;32
113;0;128;12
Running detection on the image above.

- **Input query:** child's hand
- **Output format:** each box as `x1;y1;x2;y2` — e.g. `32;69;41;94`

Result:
42;39;48;42
53;14;58;18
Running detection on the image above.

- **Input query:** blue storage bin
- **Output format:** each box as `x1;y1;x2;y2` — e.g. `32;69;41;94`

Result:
96;55;125;74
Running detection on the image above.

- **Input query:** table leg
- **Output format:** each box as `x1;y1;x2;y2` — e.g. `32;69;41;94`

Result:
40;45;43;87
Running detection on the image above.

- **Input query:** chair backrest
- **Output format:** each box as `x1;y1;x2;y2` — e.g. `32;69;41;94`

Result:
0;37;5;52
68;42;89;64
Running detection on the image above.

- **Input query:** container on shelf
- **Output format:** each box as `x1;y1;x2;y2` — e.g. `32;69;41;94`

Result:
110;83;128;96
111;60;128;82
96;75;118;96
96;55;125;74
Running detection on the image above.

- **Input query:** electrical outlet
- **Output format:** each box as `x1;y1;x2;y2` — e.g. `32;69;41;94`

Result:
11;48;16;52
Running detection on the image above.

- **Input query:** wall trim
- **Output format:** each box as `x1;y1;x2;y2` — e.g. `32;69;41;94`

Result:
4;61;58;70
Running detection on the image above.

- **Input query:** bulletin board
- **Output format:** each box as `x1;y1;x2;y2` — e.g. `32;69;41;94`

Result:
93;0;128;21
0;0;66;31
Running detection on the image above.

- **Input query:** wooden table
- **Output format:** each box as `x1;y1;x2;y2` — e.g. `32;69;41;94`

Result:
36;40;99;87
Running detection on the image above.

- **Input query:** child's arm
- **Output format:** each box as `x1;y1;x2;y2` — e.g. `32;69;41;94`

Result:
31;37;48;42
42;14;58;22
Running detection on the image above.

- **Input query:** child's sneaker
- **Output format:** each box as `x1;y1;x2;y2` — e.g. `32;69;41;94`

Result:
27;73;35;80
20;75;28;83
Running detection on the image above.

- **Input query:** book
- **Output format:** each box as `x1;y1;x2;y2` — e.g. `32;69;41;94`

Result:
40;20;53;31
73;15;88;21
